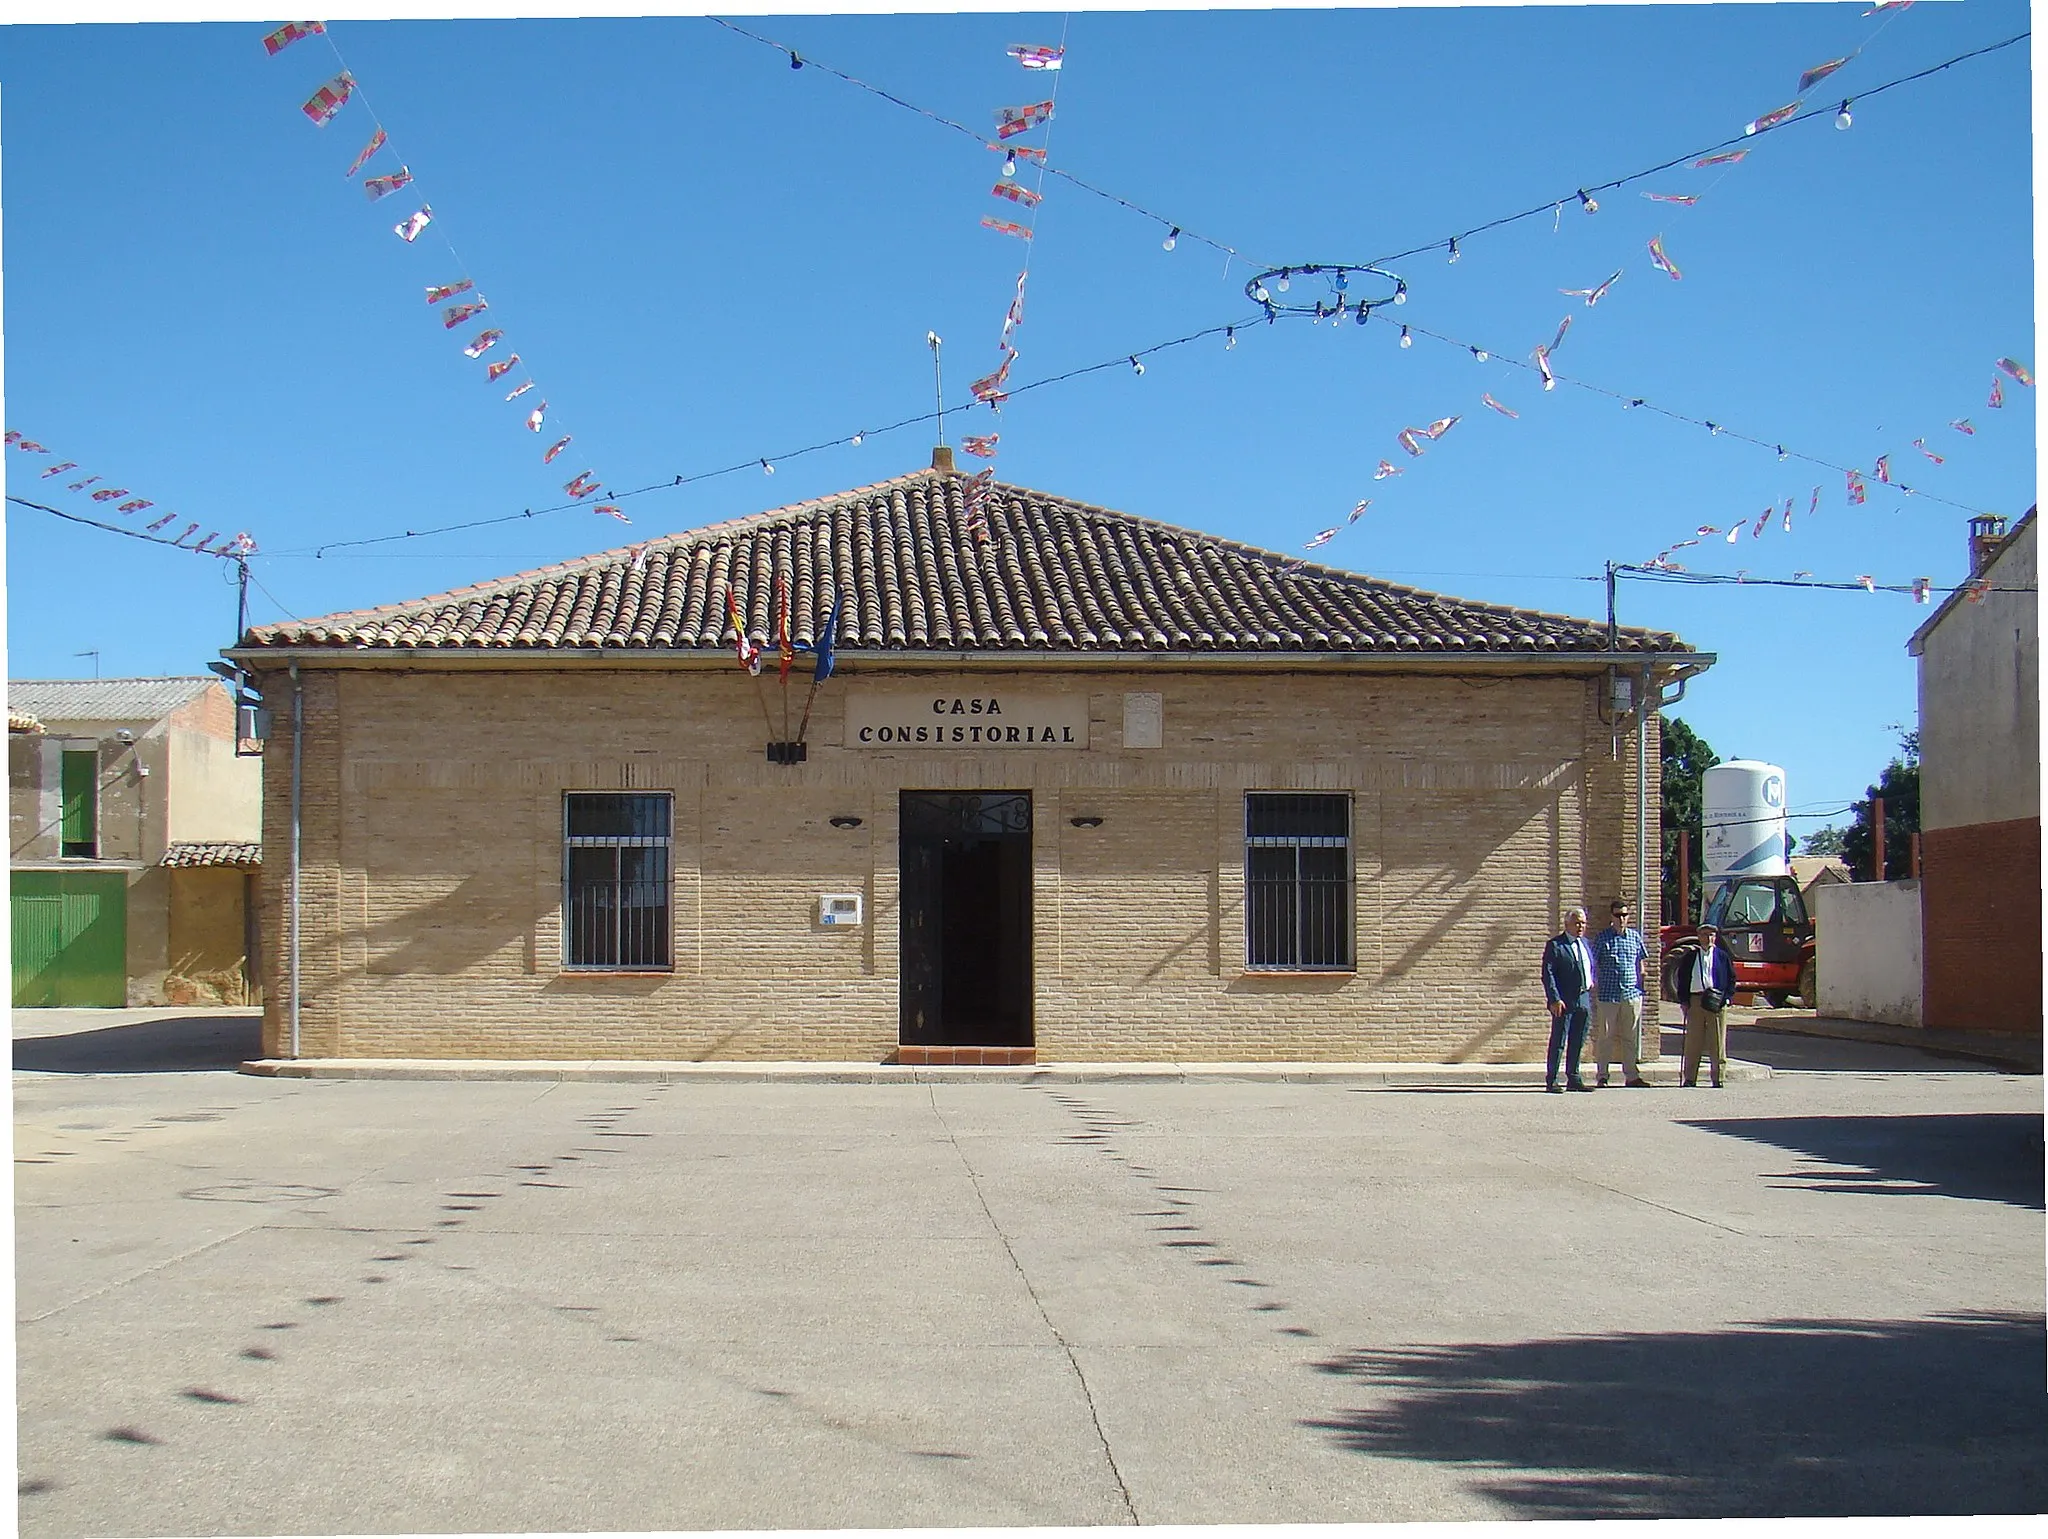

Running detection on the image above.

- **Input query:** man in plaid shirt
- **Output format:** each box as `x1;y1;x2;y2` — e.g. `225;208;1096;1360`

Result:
1592;900;1650;1088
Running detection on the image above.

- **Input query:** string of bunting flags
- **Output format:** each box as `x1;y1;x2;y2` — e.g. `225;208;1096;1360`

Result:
263;19;628;525
1;431;254;558
957;33;1070;534
1271;6;2028;602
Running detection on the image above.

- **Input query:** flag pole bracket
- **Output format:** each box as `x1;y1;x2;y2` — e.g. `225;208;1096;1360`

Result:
766;741;808;766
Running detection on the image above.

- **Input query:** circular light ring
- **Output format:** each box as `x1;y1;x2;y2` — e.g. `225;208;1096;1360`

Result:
1243;263;1405;317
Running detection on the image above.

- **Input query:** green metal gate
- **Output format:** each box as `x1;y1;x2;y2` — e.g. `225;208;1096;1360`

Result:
11;870;127;1007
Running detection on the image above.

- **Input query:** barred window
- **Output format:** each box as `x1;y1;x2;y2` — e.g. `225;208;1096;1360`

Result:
563;793;672;970
1245;793;1352;970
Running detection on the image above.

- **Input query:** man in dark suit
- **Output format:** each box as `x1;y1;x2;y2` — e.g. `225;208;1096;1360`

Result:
1674;921;1738;1088
1541;907;1598;1093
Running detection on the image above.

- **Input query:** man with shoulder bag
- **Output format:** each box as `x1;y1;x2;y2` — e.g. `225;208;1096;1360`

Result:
1677;921;1737;1089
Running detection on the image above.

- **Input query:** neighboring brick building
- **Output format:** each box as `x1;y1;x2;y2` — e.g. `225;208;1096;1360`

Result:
1909;508;2040;1038
8;677;262;1006
230;460;1709;1064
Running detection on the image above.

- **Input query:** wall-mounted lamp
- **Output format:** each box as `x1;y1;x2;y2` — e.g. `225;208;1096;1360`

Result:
828;815;863;830
115;729;135;745
1068;815;1104;828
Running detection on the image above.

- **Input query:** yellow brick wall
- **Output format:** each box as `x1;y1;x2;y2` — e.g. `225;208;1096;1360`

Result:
248;662;1663;1063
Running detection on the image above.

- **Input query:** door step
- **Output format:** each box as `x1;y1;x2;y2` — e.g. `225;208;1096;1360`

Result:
894;1046;1037;1067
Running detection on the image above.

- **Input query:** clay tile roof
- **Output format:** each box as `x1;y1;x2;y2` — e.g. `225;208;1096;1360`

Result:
242;470;1686;657
160;841;262;869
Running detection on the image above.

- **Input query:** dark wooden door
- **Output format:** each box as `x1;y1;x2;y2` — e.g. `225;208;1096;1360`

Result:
899;792;1032;1046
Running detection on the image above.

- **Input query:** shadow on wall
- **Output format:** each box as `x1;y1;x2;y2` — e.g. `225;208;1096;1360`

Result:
1683;1113;2046;1211
362;871;539;977
1304;1311;2048;1519
11;1013;262;1074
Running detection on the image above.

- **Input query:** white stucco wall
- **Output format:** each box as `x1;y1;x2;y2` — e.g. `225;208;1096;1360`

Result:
1916;518;2038;832
166;727;262;842
1815;879;1922;1027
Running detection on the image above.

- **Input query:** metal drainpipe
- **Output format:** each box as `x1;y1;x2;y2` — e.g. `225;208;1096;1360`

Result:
289;663;303;1060
1637;664;1652;945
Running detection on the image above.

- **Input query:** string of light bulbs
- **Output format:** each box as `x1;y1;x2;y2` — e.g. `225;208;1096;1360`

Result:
707;15;2021;292
1361;28;2028;270
706;15;1270;272
270;310;1271;559
1378;312;2004;521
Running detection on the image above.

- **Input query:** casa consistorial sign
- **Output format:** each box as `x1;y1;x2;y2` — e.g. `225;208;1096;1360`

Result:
843;687;1090;749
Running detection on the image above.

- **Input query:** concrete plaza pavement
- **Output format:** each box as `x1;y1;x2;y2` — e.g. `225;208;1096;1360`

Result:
14;1007;2047;1534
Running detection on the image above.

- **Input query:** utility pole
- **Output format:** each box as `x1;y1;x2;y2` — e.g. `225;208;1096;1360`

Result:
235;557;250;646
1605;561;1618;652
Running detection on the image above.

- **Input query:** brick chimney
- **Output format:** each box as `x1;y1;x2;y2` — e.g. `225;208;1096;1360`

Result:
1968;514;2009;576
931;445;956;474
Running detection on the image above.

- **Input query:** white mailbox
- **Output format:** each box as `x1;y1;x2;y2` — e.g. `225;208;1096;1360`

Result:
819;893;864;927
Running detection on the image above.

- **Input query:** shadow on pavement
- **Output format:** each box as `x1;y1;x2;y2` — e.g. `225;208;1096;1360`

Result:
1683;1112;2045;1211
1305;1310;2048;1519
11;1015;263;1075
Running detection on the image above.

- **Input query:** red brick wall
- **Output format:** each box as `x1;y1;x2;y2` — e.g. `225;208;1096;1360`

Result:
1921;817;2042;1036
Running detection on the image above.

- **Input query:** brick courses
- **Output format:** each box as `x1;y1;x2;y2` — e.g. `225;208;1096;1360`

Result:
1920;817;2043;1036
245;661;1671;1064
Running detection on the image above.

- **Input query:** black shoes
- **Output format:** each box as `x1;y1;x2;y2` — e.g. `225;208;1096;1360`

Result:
1545;1083;1564;1094
1565;1081;1592;1092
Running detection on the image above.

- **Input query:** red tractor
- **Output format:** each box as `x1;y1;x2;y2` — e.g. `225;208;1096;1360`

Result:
1660;873;1817;1009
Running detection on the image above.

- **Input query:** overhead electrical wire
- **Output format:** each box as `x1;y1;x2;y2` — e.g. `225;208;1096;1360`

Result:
707;15;2023;282
1377;312;2005;520
272;312;1267;558
6;494;247;560
705;16;1270;273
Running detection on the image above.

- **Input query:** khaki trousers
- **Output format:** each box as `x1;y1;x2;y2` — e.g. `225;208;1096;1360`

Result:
1593;997;1644;1083
1681;1004;1728;1086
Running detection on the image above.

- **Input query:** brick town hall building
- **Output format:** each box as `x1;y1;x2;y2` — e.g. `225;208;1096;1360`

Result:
230;458;1710;1065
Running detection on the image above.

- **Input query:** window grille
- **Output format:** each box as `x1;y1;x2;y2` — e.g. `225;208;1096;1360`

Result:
1245;792;1352;970
562;792;672;970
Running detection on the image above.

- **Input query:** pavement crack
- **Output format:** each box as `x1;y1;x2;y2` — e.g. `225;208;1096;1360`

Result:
923;1082;1140;1525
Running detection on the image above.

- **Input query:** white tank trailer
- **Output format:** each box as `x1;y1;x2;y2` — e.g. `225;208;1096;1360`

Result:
1702;761;1791;882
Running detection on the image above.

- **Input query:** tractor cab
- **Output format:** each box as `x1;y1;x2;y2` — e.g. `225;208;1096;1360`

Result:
1663;874;1817;1008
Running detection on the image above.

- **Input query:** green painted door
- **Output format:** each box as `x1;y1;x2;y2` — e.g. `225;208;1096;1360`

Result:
60;749;99;859
11;870;127;1007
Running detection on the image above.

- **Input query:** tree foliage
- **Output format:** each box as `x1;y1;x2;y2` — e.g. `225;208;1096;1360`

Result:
1801;825;1848;857
1840;732;1922;881
1660;716;1719;924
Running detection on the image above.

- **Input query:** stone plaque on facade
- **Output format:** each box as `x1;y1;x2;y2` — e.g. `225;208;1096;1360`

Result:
843;688;1090;749
1123;692;1163;750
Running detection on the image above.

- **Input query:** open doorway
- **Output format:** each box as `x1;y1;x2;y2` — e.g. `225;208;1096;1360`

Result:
899;791;1032;1048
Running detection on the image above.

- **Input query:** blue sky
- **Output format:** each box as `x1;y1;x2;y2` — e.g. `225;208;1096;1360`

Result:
2;2;2036;834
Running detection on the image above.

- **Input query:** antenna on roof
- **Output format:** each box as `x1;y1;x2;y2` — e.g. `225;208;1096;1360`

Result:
72;649;99;680
927;331;945;451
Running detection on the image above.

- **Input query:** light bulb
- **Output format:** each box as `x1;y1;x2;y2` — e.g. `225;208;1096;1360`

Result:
762;459;775;474
1277;270;1291;292
1003;150;1017;177
1162;226;1179;251
1224;326;1236;350
1398;325;1412;349
1472;347;1488;362
1577;189;1599;214
1333;269;1349;291
789;50;802;69
851;432;864;446
1354;303;1369;326
1835;101;1853;130
1447;238;1460;264
1393;281;1408;305
1252;284;1269;303
1776;445;1787;461
1129;355;1144;376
